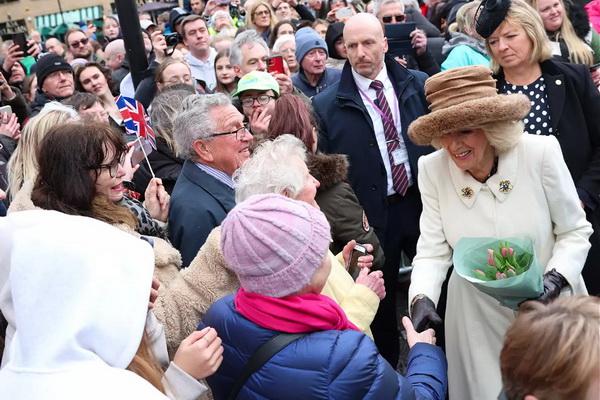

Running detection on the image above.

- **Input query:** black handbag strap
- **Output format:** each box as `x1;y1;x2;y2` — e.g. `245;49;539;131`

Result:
227;333;306;400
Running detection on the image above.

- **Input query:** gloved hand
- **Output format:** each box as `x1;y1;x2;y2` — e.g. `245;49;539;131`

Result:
534;269;568;304
410;295;443;334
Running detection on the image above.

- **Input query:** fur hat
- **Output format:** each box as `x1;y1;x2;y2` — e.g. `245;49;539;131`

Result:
407;66;530;146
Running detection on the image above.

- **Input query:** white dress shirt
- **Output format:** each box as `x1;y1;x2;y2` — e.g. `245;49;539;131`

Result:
351;67;413;196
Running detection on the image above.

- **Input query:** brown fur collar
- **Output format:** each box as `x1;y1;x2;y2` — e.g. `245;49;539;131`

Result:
306;152;349;191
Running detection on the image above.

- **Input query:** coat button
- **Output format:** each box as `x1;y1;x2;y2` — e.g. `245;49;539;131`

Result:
370;185;377;191
555;79;562;85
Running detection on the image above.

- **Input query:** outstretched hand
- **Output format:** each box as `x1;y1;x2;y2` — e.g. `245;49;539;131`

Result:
402;316;436;348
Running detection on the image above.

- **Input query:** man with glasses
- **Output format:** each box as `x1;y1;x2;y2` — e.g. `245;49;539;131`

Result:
233;71;279;137
64;28;97;62
292;27;341;97
373;0;441;76
169;93;253;267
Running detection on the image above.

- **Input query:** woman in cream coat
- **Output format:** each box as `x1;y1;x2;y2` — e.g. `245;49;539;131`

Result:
406;66;592;400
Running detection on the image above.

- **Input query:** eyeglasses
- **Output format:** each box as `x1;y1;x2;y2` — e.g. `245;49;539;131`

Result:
95;152;126;178
382;14;406;23
70;37;89;48
240;95;275;107
254;10;270;16
207;122;250;141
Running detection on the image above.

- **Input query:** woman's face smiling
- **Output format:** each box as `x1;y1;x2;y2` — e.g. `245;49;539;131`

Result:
439;128;495;181
93;145;127;202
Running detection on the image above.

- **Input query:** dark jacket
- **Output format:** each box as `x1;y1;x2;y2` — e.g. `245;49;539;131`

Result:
29;90;73;116
200;295;448;400
495;59;600;210
313;57;433;234
168;160;235;267
1;87;29;124
292;67;342;98
132;136;183;198
308;152;385;268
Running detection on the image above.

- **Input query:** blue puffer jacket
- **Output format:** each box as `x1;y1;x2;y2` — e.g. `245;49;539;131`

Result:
200;295;447;400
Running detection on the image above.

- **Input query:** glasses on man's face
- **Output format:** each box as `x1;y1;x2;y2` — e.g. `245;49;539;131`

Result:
382;14;406;23
96;152;126;178
70;37;90;48
240;95;275;108
207;122;250;141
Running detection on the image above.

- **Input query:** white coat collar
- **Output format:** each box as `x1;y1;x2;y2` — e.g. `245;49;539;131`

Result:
447;142;519;208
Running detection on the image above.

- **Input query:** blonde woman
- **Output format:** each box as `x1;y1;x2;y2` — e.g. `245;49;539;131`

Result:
476;0;600;294
247;1;277;43
7;102;78;200
528;0;600;69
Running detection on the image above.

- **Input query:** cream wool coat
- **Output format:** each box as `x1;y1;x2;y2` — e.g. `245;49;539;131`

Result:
154;227;380;357
409;134;592;400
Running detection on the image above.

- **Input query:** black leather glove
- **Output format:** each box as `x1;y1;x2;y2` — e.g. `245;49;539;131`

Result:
410;295;443;334
534;269;568;304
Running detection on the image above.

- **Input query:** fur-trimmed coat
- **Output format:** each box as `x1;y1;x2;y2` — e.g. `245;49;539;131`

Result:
308;153;385;269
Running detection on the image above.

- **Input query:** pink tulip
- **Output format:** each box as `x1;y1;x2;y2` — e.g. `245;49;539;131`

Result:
474;269;486;279
496;272;507;280
501;247;511;258
508;248;514;256
487;249;495;266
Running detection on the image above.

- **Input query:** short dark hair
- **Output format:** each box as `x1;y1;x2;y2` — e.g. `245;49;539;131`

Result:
180;15;207;38
62;92;102;111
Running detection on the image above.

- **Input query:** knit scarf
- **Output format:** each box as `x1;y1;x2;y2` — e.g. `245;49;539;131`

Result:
234;288;360;333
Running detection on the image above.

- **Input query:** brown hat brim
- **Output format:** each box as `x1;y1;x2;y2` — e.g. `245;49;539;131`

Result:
408;94;531;146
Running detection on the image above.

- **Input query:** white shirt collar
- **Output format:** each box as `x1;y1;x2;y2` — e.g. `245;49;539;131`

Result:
351;65;391;94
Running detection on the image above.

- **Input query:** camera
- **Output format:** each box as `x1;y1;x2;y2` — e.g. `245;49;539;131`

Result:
164;32;181;47
230;4;246;19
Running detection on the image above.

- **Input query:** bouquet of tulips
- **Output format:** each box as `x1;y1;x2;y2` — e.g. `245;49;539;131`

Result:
453;237;543;309
474;242;533;281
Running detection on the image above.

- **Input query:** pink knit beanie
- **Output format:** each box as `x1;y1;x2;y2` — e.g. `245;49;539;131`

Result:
220;193;332;297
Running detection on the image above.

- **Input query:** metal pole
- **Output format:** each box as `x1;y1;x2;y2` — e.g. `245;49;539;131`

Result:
115;0;149;89
56;0;65;24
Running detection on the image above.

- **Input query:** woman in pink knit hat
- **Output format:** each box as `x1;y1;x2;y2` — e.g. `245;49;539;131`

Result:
199;193;447;400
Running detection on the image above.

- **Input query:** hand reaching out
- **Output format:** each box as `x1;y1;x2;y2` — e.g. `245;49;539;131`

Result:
174;327;224;379
402;316;436;348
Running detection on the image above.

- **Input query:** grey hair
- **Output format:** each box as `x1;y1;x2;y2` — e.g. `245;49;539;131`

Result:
172;93;232;160
150;85;196;153
230;29;269;67
431;120;525;154
373;0;404;16
272;34;295;54
234;134;307;203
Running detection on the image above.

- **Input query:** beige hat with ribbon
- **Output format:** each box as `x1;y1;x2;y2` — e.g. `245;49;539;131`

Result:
408;66;531;146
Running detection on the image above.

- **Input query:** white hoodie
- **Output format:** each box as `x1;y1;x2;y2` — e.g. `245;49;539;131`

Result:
0;210;168;400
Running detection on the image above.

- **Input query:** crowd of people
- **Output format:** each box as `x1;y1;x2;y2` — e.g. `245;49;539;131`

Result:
0;0;599;398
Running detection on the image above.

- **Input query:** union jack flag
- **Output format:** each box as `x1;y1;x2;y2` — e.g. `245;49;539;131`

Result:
115;95;157;149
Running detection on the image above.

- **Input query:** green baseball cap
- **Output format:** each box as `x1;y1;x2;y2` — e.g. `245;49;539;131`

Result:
233;71;280;98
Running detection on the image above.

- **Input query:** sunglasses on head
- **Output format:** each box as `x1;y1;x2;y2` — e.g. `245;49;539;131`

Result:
70;37;89;48
382;14;406;23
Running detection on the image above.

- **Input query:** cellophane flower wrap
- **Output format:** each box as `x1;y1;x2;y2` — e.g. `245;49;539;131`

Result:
453;237;543;309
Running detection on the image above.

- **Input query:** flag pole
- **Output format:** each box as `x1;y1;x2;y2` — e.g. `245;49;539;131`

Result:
137;136;156;179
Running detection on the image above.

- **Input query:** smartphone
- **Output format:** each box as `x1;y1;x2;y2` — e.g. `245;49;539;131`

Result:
12;32;28;54
385;22;417;59
335;7;353;19
346;243;367;279
0;105;12;115
267;55;285;74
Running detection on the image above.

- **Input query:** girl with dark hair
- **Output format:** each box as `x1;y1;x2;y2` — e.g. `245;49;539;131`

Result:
267;93;385;268
268;19;296;48
74;62;122;124
214;49;238;95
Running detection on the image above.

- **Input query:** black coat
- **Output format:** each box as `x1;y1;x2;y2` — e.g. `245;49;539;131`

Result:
495;60;600;208
313;57;433;235
132;136;183;198
495;59;600;294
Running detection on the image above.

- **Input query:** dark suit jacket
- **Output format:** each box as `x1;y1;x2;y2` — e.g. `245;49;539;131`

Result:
495;59;600;209
168;160;235;267
312;57;433;235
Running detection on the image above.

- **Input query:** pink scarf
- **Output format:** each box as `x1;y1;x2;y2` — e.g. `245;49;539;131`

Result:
234;288;360;333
